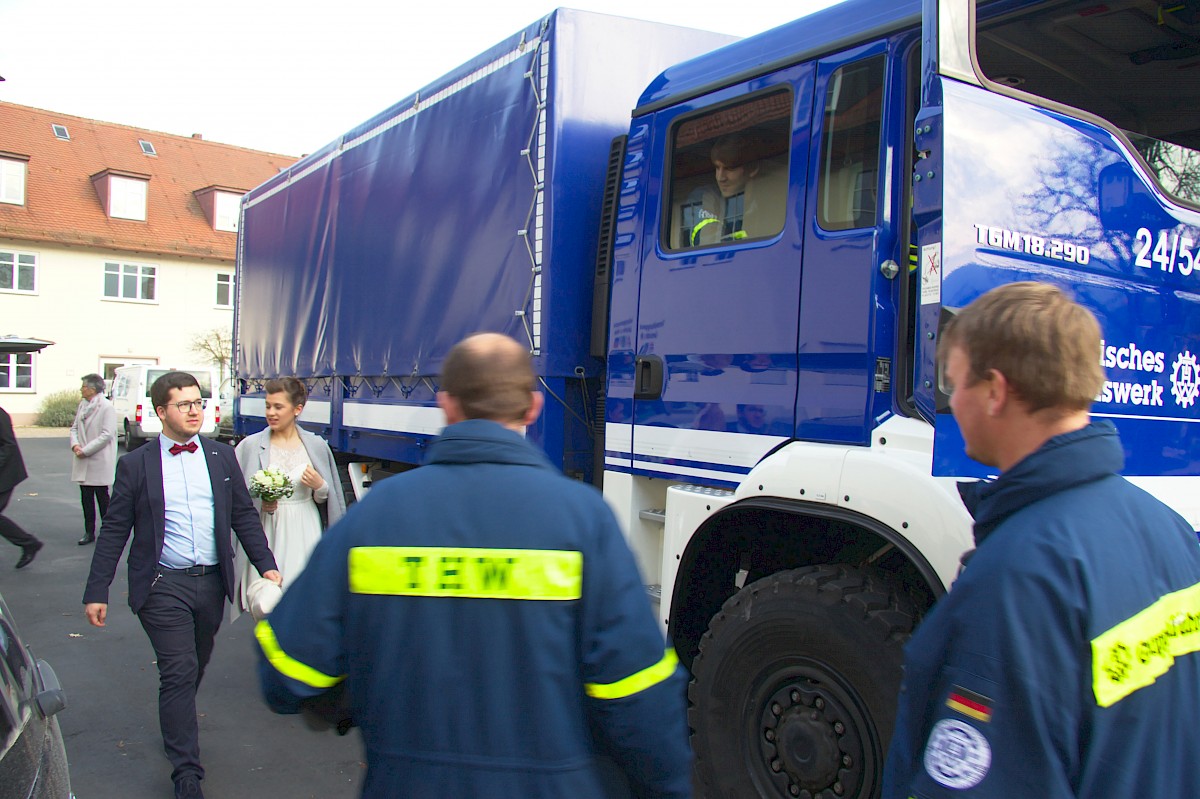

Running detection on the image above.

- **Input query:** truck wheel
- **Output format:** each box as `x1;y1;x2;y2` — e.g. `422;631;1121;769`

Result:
123;421;141;452
689;565;914;799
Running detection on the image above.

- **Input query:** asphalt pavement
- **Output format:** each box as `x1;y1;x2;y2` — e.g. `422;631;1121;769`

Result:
2;432;365;799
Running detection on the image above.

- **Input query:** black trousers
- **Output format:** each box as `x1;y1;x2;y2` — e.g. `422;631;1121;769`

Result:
0;488;39;549
79;485;110;535
136;569;225;783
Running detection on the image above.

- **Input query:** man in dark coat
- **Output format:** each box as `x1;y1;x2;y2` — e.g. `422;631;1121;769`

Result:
83;371;281;799
0;404;43;568
883;283;1200;798
257;334;693;798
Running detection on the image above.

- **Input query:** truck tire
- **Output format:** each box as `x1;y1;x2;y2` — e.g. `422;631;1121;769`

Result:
688;564;914;799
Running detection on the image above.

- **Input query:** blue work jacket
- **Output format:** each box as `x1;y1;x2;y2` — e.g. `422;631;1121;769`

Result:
257;419;691;798
884;422;1200;798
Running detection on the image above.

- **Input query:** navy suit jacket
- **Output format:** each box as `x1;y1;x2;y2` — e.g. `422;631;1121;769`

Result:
0;406;28;493
83;436;277;613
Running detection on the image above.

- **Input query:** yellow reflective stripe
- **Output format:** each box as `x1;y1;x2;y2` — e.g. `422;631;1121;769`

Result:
255;619;345;689
348;546;582;600
586;648;678;700
1091;581;1200;707
690;216;720;245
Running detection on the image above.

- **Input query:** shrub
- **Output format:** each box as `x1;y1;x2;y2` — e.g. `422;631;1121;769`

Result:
36;389;81;427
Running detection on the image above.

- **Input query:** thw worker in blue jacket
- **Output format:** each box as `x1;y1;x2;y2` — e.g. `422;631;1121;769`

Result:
883;283;1200;798
257;333;691;798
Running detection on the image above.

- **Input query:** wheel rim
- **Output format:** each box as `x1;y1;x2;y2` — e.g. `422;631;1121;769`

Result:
749;660;877;798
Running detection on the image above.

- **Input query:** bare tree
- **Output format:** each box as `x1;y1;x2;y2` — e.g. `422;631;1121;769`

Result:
1134;137;1200;205
190;327;233;388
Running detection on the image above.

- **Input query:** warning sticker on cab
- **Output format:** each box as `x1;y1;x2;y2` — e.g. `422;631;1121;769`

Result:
921;243;941;305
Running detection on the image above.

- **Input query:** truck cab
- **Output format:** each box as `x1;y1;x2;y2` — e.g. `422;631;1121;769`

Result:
602;1;1200;796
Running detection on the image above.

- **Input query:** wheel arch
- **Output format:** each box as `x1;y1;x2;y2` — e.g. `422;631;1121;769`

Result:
668;497;944;668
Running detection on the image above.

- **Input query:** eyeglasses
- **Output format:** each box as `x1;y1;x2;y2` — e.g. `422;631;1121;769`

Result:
168;400;207;413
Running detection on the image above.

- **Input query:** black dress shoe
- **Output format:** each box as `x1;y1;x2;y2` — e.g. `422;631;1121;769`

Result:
77;533;95;546
174;775;204;798
15;541;43;569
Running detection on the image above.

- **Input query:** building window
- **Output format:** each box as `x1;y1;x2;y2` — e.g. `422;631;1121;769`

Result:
0;250;37;293
194;186;246;232
0;159;26;206
110;176;148;221
139;140;157;156
103;261;157;302
216;272;234;307
52;124;70;141
214;192;241;232
0;353;34;391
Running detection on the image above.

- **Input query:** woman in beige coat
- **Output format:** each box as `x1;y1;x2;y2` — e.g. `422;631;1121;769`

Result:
70;373;117;545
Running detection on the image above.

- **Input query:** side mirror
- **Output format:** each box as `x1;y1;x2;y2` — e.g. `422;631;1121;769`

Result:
33;659;67;719
1098;161;1176;233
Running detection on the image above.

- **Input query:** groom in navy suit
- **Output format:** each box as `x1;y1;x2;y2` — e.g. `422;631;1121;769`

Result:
84;371;281;799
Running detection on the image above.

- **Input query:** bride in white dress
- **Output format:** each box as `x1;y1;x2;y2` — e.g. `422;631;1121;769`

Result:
233;378;347;616
259;438;325;588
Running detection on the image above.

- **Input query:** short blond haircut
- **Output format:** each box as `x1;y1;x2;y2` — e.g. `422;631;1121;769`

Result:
441;334;535;424
937;282;1104;413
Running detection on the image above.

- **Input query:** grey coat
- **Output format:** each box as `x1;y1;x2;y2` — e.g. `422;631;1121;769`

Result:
69;395;117;486
234;426;347;527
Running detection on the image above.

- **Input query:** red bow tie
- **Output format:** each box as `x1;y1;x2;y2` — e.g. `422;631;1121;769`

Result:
169;442;198;455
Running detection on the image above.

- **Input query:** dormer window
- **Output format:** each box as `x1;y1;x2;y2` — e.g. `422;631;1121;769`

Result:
194;185;245;232
213;192;241;232
139;139;157;156
0;154;29;206
52;124;70;141
111;177;147;219
90;169;150;221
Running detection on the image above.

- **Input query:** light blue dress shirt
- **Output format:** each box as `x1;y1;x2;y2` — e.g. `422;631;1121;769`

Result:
158;435;219;569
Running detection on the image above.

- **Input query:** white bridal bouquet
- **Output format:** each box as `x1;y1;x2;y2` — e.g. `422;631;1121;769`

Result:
248;466;294;503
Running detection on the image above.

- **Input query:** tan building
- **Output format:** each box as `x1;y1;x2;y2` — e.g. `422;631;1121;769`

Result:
0;101;297;424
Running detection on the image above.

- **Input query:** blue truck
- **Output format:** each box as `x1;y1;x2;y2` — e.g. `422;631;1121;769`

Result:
235;2;1200;796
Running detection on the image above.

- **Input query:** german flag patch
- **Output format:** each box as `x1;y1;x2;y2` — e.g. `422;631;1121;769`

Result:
945;686;993;722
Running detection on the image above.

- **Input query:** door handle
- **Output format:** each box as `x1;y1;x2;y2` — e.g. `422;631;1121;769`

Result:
634;355;664;400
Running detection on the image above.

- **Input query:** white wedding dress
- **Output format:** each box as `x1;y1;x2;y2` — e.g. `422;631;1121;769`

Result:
237;443;324;612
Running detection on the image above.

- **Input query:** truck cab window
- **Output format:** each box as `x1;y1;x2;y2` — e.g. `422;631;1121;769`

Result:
818;55;884;231
974;1;1200;207
665;90;791;250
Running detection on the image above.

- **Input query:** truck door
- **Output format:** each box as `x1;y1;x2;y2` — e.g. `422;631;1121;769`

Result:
922;0;1200;477
627;65;814;485
797;43;894;446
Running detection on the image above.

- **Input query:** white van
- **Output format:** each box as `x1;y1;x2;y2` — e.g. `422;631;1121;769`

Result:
110;365;220;451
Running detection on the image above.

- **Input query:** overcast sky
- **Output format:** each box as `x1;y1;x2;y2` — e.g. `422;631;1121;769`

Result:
0;0;843;157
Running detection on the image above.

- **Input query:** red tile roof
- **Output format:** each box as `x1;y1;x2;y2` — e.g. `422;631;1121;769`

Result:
0;101;298;262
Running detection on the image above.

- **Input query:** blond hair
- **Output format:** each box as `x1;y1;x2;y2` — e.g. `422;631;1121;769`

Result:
937;282;1104;413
